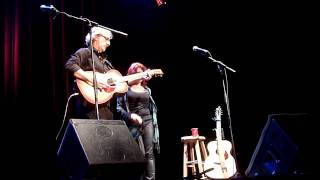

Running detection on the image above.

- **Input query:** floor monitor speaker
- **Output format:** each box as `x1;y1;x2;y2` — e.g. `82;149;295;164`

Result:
57;119;146;180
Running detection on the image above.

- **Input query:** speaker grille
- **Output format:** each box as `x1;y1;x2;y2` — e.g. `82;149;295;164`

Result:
57;119;146;179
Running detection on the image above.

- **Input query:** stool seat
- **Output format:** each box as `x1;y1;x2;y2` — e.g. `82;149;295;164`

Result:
181;135;208;179
181;136;206;141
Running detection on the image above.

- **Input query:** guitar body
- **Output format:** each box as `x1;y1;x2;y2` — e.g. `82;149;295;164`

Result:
76;69;163;104
204;140;237;179
76;69;128;104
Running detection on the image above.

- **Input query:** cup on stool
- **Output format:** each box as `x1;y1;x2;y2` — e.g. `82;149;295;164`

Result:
191;128;199;137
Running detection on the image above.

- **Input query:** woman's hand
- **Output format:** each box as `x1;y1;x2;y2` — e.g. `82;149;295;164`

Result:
130;113;143;125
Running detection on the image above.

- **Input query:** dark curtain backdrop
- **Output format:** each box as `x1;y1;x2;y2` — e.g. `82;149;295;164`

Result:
1;0;318;179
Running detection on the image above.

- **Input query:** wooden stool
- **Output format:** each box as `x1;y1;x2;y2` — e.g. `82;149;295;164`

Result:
181;136;208;179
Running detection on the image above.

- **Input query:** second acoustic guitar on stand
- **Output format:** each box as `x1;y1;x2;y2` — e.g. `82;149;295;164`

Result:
204;106;237;179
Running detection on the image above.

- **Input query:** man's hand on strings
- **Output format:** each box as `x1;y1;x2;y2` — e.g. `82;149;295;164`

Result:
97;81;115;93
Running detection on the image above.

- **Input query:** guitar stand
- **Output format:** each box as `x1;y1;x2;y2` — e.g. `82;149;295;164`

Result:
183;168;214;180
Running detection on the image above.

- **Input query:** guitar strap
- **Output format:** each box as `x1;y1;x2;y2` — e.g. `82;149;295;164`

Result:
103;58;114;69
146;87;160;154
123;92;130;112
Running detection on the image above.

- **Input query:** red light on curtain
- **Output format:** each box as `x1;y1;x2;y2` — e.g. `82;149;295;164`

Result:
156;0;166;6
3;0;20;97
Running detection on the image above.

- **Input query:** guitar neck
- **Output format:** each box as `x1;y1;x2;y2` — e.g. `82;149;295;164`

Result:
215;120;222;141
120;72;148;83
215;118;227;173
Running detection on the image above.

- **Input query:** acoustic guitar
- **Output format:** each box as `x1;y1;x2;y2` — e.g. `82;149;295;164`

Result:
204;106;237;179
76;69;163;104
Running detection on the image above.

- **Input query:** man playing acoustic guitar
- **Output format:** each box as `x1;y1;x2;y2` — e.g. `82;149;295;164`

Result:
65;26;116;120
65;26;155;120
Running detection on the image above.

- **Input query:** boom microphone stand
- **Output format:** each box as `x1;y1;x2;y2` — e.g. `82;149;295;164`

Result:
193;46;240;176
207;51;241;177
40;4;127;120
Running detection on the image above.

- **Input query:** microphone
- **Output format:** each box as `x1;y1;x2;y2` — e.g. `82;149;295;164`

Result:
192;46;209;54
40;5;57;13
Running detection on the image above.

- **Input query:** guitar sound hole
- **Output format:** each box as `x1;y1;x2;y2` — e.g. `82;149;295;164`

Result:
224;151;229;159
107;78;115;85
215;150;229;160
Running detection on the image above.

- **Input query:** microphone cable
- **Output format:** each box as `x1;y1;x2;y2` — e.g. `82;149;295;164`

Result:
56;92;79;140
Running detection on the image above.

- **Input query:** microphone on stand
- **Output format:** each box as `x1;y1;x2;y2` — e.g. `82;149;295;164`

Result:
192;46;209;53
192;46;211;56
40;5;58;13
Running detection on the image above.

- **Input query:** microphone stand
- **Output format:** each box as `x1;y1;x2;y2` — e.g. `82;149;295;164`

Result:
207;52;241;176
50;5;127;120
50;6;128;36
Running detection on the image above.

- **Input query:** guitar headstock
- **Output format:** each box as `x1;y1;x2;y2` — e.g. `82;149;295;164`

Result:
150;69;164;77
214;106;223;121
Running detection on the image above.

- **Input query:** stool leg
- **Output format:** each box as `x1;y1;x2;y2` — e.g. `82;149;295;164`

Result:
183;142;188;178
195;140;204;178
190;142;196;175
200;140;208;160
